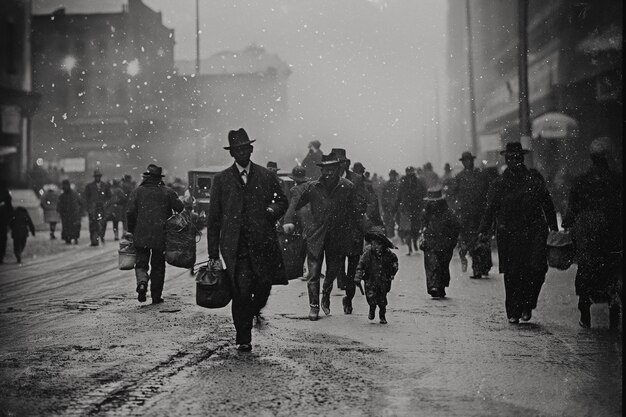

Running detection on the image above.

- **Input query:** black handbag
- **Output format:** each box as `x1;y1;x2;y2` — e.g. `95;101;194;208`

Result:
195;260;232;308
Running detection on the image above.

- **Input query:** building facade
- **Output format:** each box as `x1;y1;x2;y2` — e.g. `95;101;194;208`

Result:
0;0;40;187
31;0;175;182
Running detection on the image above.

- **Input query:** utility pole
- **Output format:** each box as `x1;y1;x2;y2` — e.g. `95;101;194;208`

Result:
518;0;532;156
465;0;478;155
195;0;200;75
434;70;442;168
193;0;202;168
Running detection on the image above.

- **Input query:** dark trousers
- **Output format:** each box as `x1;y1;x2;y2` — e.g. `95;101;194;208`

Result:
503;272;544;319
13;233;27;260
88;212;105;244
231;252;271;345
135;247;166;298
0;221;7;262
306;248;344;307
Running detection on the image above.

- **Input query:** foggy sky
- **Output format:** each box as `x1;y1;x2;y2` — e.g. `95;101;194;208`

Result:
145;0;448;176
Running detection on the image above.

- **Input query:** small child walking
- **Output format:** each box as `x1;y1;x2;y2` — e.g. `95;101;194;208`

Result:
355;226;398;324
9;207;35;264
419;187;460;298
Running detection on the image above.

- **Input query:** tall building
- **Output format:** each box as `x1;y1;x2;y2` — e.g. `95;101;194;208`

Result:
0;0;40;187
446;0;622;175
176;45;292;168
31;0;176;181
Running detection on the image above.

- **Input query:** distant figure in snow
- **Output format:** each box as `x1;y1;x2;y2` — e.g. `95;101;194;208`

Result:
9;207;35;264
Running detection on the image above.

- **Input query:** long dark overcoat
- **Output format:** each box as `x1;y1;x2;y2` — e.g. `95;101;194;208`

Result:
207;163;288;287
562;164;622;300
84;181;111;215
126;179;184;250
57;189;82;240
452;168;489;243
283;177;359;258
479;166;558;275
396;175;427;233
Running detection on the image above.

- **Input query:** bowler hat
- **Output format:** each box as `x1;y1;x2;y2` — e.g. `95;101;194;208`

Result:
500;142;529;155
316;154;342;167
266;161;279;170
365;226;396;249
289;166;307;183
423;186;445;201
353;162;365;175
224;128;256;150
329;148;350;163
143;164;165;177
459;151;476;161
93;169;102;177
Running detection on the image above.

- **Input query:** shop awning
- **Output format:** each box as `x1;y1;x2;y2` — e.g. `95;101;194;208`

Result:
532;112;579;139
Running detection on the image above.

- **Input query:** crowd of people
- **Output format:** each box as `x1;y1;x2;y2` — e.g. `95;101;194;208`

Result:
0;129;621;352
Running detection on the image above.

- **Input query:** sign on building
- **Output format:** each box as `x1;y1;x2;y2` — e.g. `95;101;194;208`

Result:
59;157;86;173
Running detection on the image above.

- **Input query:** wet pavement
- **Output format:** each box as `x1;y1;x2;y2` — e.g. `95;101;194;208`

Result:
0;230;621;416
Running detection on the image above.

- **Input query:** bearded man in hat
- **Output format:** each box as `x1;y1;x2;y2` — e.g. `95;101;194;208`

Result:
302;139;323;179
478;142;558;324
381;169;400;238
449;151;492;278
84;169;111;246
562;137;622;329
207;128;288;352
283;154;361;320
126;164;184;304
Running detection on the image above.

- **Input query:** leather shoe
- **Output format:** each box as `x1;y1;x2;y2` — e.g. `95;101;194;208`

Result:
508;317;519;324
237;343;252;352
137;284;147;302
521;310;532;322
342;297;352;314
308;306;319;321
368;305;376;320
152;297;164;305
321;295;330;315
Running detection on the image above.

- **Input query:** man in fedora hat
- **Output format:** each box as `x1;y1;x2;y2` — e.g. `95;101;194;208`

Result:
283;154;361;320
420;186;460;298
302;139;323;179
127;164;184;304
449;151;492;278
84;169;111;246
562;137;622;329
479;142;558;324
381;169;400;238
208;128;288;352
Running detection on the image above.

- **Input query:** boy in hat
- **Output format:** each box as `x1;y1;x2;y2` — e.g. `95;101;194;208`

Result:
354;226;398;324
420;186;460;298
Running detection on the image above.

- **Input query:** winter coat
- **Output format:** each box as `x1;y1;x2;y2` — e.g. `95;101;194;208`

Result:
0;186;13;225
301;149;323;179
355;245;398;288
106;185;128;221
562;164;622;299
9;207;35;238
41;190;60;223
207;163;288;286
479;166;558;275
57;189;83;240
287;182;314;237
396;174;427;228
84;181;111;215
451;168;489;243
284;177;360;258
421;200;460;253
126;178;184;250
381;178;399;215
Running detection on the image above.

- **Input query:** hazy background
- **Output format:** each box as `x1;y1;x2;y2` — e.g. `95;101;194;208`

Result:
144;0;448;175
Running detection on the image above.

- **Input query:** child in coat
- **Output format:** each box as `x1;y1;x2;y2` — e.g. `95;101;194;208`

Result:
419;187;460;298
355;226;398;324
9;207;35;264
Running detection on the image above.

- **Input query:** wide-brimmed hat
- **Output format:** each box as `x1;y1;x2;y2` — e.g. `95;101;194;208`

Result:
289;166;307;183
423;186;445;201
224;128;256;150
143;164;165;177
365;226;396;249
266;161;279;170
500;142;529;155
329;148;350;163
353;162;365;175
459;151;476;161
316;154;342;167
93;169;102;177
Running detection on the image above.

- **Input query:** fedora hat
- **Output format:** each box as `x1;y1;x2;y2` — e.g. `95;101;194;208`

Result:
329;148;350;163
500;142;529;155
289;166;307;183
352;162;365;175
224;128;256;150
266;161;279;170
423;186;445;201
365;225;396;249
459;151;476;161
93;169;103;177
389;169;399;177
316;154;342;167
143;164;165;177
